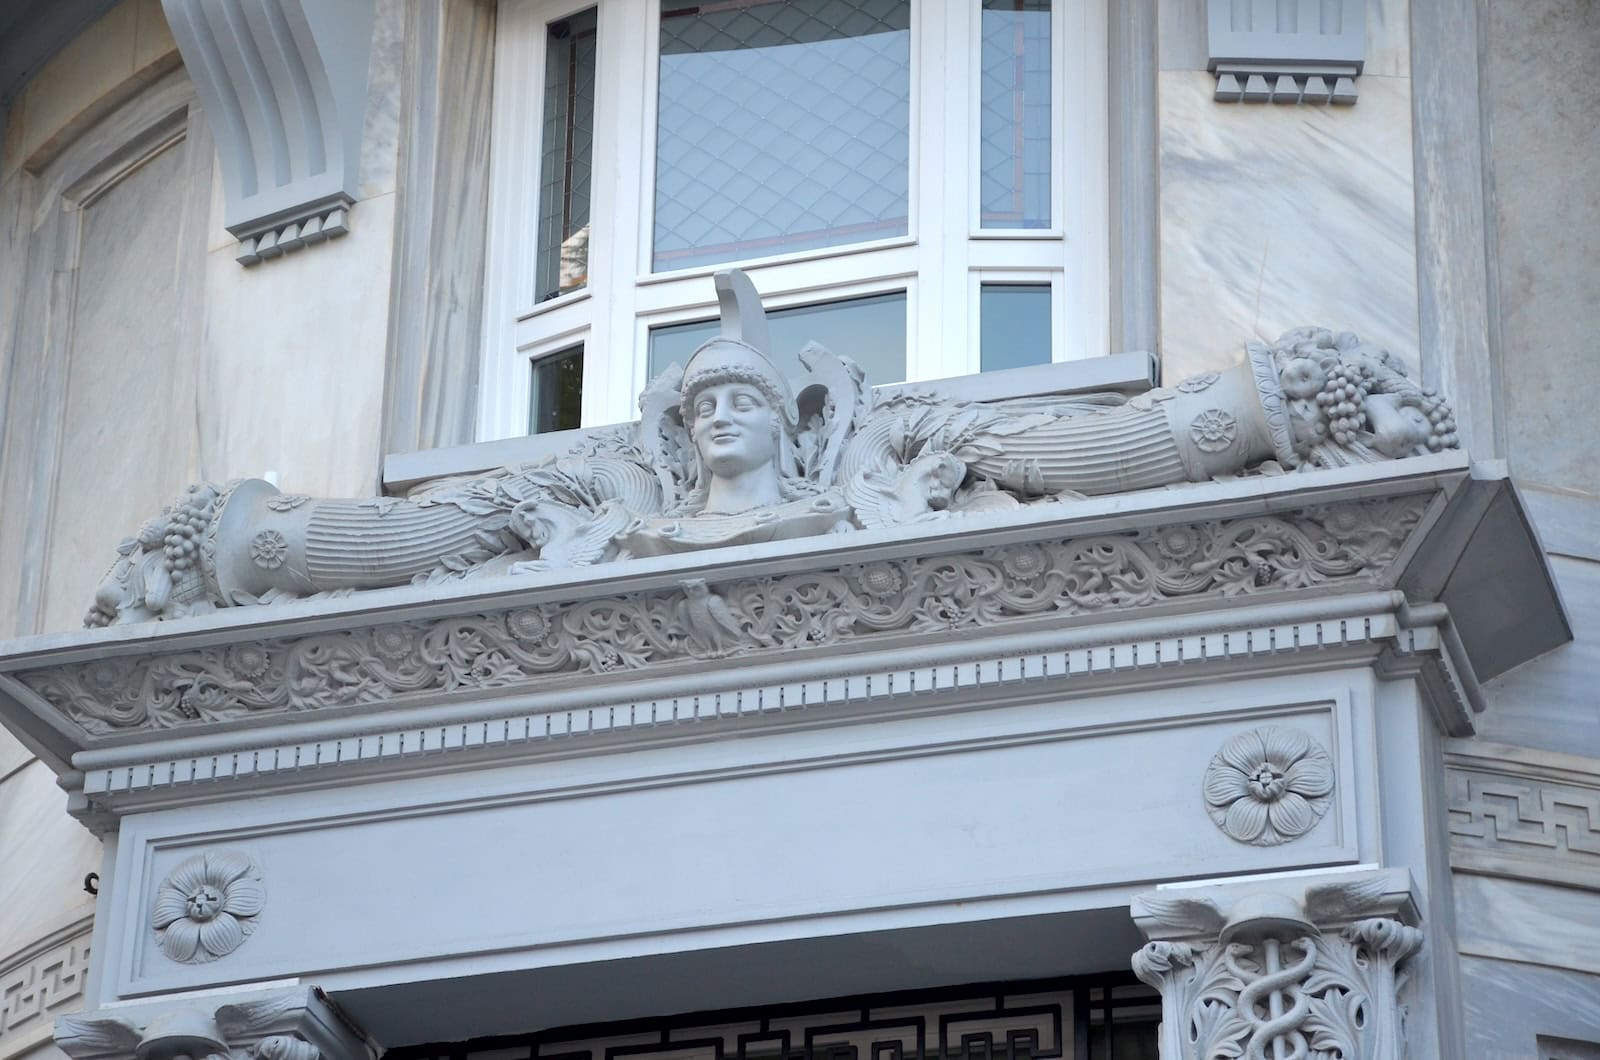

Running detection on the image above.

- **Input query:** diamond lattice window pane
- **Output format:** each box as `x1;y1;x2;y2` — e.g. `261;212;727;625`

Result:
980;0;1051;229
653;0;911;272
535;8;598;303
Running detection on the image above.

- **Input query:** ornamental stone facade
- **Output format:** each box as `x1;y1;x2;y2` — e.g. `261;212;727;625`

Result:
2;2;1598;1060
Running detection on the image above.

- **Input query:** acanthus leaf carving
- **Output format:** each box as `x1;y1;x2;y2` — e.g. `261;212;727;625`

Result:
28;497;1427;734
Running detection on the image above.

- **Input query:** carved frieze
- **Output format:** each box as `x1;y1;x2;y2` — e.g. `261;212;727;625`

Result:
83;270;1457;628
24;496;1426;735
1445;743;1600;892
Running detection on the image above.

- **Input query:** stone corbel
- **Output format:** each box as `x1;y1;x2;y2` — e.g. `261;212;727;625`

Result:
1130;869;1423;1060
1206;0;1365;104
57;987;373;1060
160;0;376;265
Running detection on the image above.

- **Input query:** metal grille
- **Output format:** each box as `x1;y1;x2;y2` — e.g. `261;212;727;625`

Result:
392;978;1157;1060
652;0;911;271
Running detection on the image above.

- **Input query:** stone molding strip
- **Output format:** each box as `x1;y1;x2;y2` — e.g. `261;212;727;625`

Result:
1445;739;1600;892
21;496;1427;739
161;0;376;266
0;914;92;1059
60;594;1468;827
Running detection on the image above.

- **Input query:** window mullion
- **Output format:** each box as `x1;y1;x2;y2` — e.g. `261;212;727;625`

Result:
908;0;965;383
587;0;649;427
480;2;548;441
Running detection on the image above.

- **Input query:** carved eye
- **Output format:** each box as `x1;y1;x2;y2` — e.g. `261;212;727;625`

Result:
696;399;715;419
733;393;759;411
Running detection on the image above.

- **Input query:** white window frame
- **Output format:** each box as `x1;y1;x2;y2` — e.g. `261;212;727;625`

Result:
480;0;1108;442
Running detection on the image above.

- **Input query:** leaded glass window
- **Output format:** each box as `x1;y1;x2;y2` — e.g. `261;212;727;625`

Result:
535;7;598;303
980;0;1051;229
653;0;912;272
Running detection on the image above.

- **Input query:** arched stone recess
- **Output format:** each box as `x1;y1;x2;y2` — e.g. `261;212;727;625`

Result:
160;0;376;265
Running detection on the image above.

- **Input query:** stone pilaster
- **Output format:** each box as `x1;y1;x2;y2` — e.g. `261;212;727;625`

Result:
56;987;371;1060
1130;869;1424;1060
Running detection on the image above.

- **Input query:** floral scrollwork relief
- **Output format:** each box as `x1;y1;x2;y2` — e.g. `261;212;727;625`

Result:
1204;726;1334;845
25;497;1427;734
151;851;265;963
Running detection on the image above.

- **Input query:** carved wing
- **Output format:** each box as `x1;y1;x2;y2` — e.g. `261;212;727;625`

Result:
1303;874;1395;924
55;1015;143;1057
1133;894;1228;937
794;341;870;489
844;468;901;530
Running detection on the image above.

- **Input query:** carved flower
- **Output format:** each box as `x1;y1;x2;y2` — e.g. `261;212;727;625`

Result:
1190;409;1238;453
1177;371;1220;394
855;563;904;599
249;530;288;569
266;494;310;512
1000;545;1050;580
1153;525;1202;562
372;625;416;661
1204;727;1334;846
225;644;270;679
151;850;265;962
506;609;550;643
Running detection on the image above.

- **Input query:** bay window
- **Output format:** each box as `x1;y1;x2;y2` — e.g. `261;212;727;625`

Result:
481;0;1107;440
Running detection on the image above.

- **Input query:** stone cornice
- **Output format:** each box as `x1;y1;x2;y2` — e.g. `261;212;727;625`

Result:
0;454;1566;795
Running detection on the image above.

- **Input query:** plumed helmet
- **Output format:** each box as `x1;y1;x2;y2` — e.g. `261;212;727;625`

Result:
677;269;798;426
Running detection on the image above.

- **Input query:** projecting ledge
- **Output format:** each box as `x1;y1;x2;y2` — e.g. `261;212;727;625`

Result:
0;451;1565;783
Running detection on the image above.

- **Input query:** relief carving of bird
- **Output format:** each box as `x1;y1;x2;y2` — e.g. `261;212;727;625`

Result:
675;577;758;656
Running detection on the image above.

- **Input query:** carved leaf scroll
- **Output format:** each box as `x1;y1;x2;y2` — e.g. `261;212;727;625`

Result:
25;497;1426;735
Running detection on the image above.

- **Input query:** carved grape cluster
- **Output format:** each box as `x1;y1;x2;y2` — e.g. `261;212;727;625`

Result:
1314;362;1374;446
162;485;216;575
1418;388;1459;452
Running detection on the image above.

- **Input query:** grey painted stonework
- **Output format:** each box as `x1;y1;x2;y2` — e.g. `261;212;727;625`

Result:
1207;0;1364;103
84;270;1461;630
161;0;376;264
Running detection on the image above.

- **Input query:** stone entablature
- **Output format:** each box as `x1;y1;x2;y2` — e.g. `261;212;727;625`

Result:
0;451;1520;770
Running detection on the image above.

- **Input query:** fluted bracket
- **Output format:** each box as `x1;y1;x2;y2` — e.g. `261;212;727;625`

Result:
1130;869;1423;1060
57;986;372;1060
161;0;376;265
1207;0;1364;105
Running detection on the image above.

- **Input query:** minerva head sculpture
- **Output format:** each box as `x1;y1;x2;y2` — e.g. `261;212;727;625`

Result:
85;272;1460;626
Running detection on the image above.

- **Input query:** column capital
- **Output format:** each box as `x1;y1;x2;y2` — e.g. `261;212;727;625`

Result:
56;987;373;1060
1130;869;1423;1060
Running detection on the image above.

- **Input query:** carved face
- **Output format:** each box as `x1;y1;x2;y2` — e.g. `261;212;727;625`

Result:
689;382;781;479
1364;393;1432;458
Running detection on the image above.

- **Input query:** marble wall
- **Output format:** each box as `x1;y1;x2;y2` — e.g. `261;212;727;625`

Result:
1474;0;1600;769
192;0;405;501
0;6;408;1057
1155;0;1421;381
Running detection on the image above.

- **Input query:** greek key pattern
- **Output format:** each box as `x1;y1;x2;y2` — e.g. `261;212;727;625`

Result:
1447;765;1600;889
0;925;91;1047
